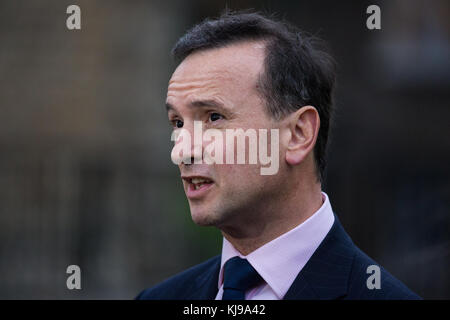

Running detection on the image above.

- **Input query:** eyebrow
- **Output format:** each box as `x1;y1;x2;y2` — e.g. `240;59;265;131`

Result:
166;99;226;113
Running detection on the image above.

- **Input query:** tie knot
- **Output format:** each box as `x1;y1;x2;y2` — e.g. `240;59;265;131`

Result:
223;257;263;292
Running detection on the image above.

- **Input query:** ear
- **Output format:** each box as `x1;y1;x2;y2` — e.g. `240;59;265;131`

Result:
285;106;320;166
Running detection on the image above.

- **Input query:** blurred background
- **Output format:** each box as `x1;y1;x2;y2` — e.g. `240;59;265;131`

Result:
0;0;449;299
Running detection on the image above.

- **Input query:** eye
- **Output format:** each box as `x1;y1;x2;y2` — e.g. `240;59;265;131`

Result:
171;119;183;128
209;112;223;122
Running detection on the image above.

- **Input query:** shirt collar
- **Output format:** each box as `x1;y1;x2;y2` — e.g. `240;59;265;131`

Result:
218;191;335;299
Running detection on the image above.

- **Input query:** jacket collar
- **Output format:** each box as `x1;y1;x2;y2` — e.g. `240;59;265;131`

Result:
283;214;355;299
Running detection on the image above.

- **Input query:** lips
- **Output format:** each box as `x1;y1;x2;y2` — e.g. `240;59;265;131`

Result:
182;176;214;199
189;177;213;190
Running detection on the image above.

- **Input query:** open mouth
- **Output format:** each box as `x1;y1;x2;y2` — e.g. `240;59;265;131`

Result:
188;177;214;190
183;176;215;199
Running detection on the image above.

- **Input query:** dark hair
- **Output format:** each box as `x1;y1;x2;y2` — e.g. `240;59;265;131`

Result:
172;10;336;181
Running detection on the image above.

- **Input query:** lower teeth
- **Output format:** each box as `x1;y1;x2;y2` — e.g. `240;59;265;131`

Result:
195;183;205;190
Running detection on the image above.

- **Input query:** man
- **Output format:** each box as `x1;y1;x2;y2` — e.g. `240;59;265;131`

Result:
136;11;420;300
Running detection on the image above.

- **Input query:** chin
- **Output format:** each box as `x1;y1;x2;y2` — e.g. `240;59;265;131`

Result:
190;207;217;226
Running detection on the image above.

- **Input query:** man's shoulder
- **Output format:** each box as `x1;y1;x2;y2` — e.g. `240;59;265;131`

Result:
345;243;421;300
290;214;421;300
135;255;221;300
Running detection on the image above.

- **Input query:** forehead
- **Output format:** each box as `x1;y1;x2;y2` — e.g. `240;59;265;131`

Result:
167;41;266;105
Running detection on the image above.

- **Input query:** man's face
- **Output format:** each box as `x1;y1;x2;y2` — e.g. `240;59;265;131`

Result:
166;41;287;231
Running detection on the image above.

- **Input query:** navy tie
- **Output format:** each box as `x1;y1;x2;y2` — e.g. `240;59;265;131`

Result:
222;256;263;300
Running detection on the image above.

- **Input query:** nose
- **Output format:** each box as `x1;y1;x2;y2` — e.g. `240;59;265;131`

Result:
170;121;203;165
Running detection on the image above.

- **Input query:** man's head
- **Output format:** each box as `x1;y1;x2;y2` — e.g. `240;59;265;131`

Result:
166;11;336;234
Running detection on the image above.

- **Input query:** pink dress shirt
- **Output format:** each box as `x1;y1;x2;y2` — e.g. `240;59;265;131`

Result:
215;192;335;300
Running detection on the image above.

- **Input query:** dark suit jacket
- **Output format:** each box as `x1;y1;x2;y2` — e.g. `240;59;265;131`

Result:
136;215;421;300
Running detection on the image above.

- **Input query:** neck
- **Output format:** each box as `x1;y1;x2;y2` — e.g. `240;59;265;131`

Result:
221;174;323;256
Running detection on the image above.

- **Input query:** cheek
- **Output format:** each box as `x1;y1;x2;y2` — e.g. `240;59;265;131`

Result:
216;163;264;189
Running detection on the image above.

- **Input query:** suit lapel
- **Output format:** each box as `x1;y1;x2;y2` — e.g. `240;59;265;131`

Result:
284;214;355;300
187;255;221;299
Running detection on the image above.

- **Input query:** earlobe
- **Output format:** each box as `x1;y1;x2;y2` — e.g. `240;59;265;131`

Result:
286;148;305;165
